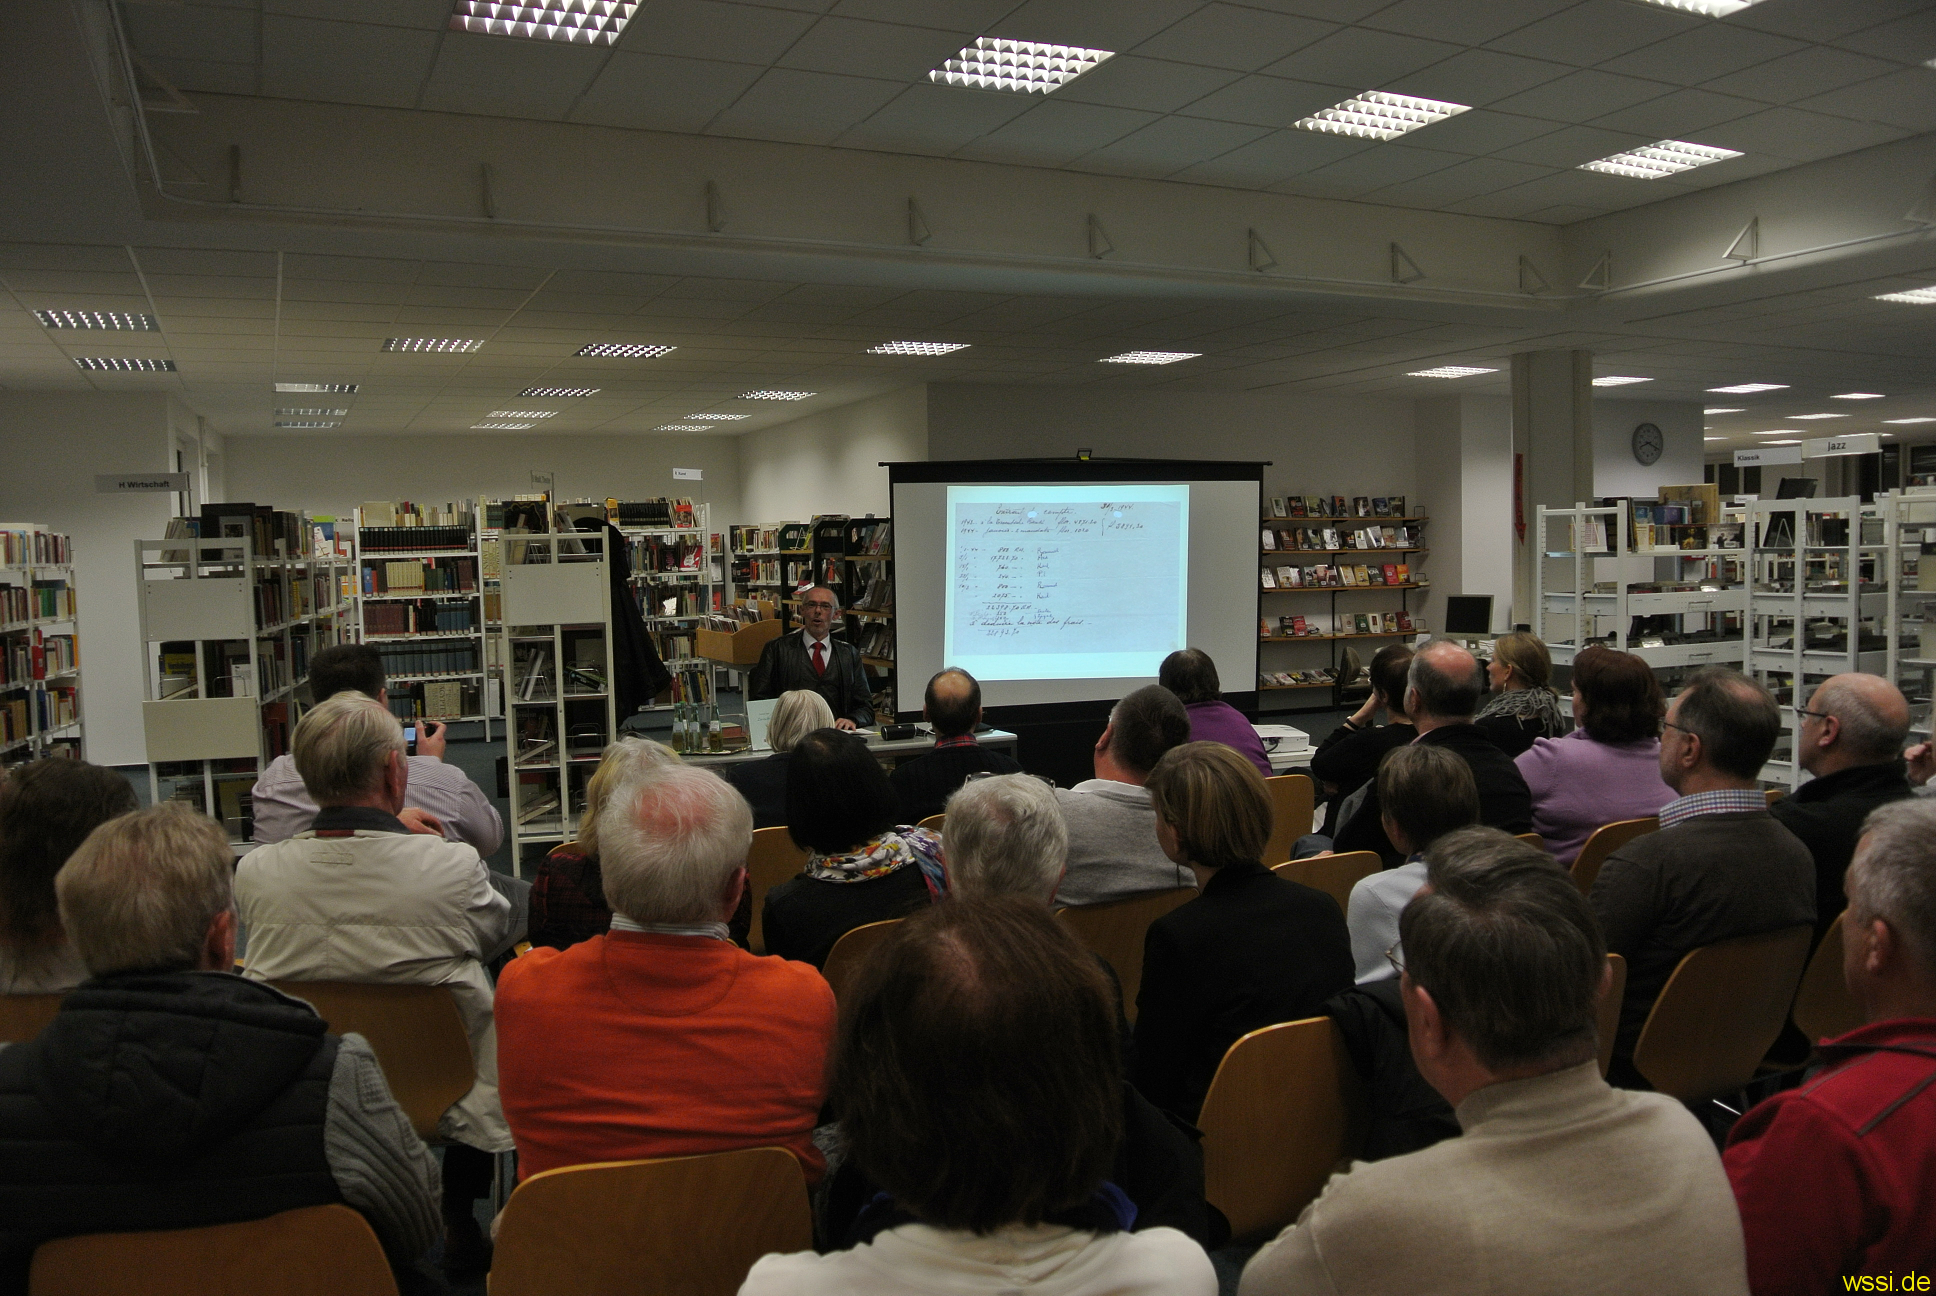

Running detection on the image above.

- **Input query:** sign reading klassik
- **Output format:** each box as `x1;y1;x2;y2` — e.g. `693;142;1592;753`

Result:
1804;433;1881;459
95;472;190;493
1734;447;1802;466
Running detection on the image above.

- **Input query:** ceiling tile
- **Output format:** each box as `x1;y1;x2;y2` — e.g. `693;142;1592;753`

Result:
834;82;1038;153
1488;68;1677;122
1357;155;1557;203
138;56;256;97
1493;122;1653;168
1379;48;1575;107
829;0;1016;24
1236;0;1393;19
1130;4;1338;72
1703;46;1901;105
1486;1;1704;67
992;0;1204;52
1586;85;1767;136
1049;56;1245;113
419;31;607;119
1289;143;1468;198
1519;203;1609;223
1172;74;1356;128
1730;0;1933;44
1261;26;1463;90
1357;0;1580;46
705;68;908;145
1792;68;1936;132
1388;108;1559;156
1596;22;1808;85
123;3;256;64
954;99;1160;165
624;0;821;64
261;16;441;110
1832;9;1936;62
1171;127;1375;186
1695;106;1908;162
778;16;972;79
1066;115;1273;178
571;53;766;133
262;0;450;27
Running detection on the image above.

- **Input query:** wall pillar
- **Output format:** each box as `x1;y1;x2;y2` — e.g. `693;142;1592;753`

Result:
1511;350;1594;627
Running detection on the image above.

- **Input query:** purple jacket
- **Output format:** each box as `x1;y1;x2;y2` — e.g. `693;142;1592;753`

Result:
1186;700;1274;779
1515;728;1676;864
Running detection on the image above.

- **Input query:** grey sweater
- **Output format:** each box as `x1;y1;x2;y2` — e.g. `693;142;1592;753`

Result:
326;1033;443;1263
1053;780;1195;907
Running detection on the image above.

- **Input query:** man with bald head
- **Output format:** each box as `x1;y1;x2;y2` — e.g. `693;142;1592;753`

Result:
1770;673;1914;941
889;668;1022;822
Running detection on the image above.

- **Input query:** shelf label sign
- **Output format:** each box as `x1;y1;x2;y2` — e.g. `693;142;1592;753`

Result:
1734;447;1801;466
672;467;703;481
1804;433;1880;459
529;471;555;492
96;472;190;492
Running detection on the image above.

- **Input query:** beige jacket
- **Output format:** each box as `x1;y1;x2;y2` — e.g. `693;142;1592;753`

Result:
235;824;516;1152
1239;1061;1748;1295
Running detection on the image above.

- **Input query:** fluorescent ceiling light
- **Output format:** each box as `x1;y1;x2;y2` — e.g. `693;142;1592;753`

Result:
34;309;156;330
739;390;814;400
1704;437;1726;442
1295;90;1470;142
472;421;533;430
448;0;635;46
1873;287;1936;304
384;337;482;353
275;420;339;429
1885;417;1936;424
1704;407;1744;414
1592;376;1652;386
1102;351;1201;365
1708;383;1787;394
1579;139;1743;180
1754;429;1804;435
521;386;597;397
1633;0;1770;15
276;382;358;393
1787;413;1847;420
1831;392;1885;399
577;343;676;357
1408;365;1498;378
657;424;709;431
685;413;748;421
488;410;557;418
929;37;1113;94
74;356;174;371
276;408;348;417
868;341;971;356
1760;439;1801;445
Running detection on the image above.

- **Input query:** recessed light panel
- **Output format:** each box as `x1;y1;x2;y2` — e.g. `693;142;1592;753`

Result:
1579;139;1742;179
1754;429;1804;436
657;424;708;431
275;420;339;429
1874;287;1936;305
929;37;1114;94
276;408;349;417
868;341;971;356
1708;383;1787;394
1296;91;1470;141
384;338;482;353
1886;418;1936;424
576;343;676;357
1787;413;1847;420
685;413;748;421
1101;351;1201;365
276;382;358;393
488;410;557;418
1760;439;1801;445
34;309;157;330
1704;407;1744;414
1592;376;1652;386
1633;0;1769;15
74;356;174;371
1704;436;1726;442
472;421;533;430
1830;393;1885;400
739;391;814;400
521;386;598;397
448;0;636;46
1408;366;1498;378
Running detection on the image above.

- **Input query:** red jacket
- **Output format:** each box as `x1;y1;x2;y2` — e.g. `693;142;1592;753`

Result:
1724;1017;1936;1291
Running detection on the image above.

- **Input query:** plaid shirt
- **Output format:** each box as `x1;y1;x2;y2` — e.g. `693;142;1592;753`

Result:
933;733;980;752
1658;787;1768;829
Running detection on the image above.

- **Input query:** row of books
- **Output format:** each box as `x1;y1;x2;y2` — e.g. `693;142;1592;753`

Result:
647;630;697;661
0;698;29;743
201;504;312;560
1261;562;1413;589
850;572;893;613
625;536;706;574
362;558;478;595
1259;669;1339;688
376;644;481;678
854;622;894;660
1262;611;1420;638
388;680;480;720
357;525;474;554
612;498;699;529
845;519;892;555
1269;495;1409;519
0;582;73;626
739;559;785;585
362;601;478;636
35;686;77;731
664;668;715;706
0;529;71;567
640;586;708;618
359;500;475;529
729;524;786;554
1263;525;1419;552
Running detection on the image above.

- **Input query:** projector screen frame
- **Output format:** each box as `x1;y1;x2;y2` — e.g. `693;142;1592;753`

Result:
885;457;1267;725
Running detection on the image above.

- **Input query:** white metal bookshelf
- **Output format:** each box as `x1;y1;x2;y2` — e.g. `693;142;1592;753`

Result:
351;503;491;739
0;525;82;765
1884;488;1936;744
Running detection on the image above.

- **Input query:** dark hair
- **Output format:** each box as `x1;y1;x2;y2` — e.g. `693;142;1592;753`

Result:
833;899;1123;1233
1105;685;1191;776
1571;646;1663;745
1157;649;1221;706
1147;742;1271;870
1370;644;1415;710
925;668;981;739
308;644;385;702
1377;744;1479;854
1401;826;1605;1071
0;760;140;954
1407;642;1482;720
786;729;899;854
1675;667;1780;780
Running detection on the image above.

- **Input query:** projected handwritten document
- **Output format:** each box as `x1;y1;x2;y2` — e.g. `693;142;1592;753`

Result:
945;484;1189;682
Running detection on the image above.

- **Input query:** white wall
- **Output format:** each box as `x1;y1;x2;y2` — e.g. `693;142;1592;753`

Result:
736;387;928;523
1414;395;1514;632
1593;399;1706;497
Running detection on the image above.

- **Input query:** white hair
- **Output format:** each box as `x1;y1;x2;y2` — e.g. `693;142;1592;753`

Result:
767;689;835;754
943;774;1068;904
596;763;753;925
1849;799;1936;975
292;692;402;803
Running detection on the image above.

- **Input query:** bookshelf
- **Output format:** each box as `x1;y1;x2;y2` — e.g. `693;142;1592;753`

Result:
610;497;727;721
0;525;81;765
1884;488;1936;749
351;500;490;738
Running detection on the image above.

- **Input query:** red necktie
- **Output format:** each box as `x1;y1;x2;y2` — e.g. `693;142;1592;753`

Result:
811;641;826;677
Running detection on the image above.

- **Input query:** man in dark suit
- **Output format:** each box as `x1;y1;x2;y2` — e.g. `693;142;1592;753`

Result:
1335;639;1533;865
889;668;1022;822
748;585;874;729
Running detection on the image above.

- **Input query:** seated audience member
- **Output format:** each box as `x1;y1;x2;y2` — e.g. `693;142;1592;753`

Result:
1725;799;1936;1287
741;900;1217;1296
1159;648;1272;779
889;668;1022;823
1515;645;1675;865
250;643;503;852
527;738;677;950
944;772;1068;905
1134;743;1353;1122
498;763;836;1183
725;688;833;831
0;804;440;1291
1240;832;1751;1295
1334;640;1533;865
1592;667;1813;1080
1346;744;1481;983
235;694;516;1279
1307;644;1415;841
1769;673;1913;940
0;760;137;994
1054;686;1195;907
762;729;943;968
1473;631;1567;759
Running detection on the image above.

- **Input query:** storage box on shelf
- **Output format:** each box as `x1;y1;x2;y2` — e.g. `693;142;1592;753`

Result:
0;524;82;765
1884;488;1936;747
1259;494;1426;707
352;499;489;738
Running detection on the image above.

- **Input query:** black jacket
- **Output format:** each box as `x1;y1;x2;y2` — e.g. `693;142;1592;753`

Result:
0;971;341;1291
1769;761;1913;941
1132;860;1354;1123
598;522;672;717
888;741;1023;823
1334;722;1535;865
762;866;932;969
1309;722;1416;836
723;751;790;830
1323;979;1459;1161
749;630;875;727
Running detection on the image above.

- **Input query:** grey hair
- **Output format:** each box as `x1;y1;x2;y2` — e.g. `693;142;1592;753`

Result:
1674;667;1780;780
767;689;835;754
943;775;1068;904
1848;799;1936;975
1406;639;1482;722
596;763;753;925
56;803;234;976
577;738;680;857
292;691;403;804
1812;676;1911;765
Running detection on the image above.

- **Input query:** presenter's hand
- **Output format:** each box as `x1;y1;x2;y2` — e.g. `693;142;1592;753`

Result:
398;806;447;837
1906;741;1934;787
835;718;858;732
416;720;448;760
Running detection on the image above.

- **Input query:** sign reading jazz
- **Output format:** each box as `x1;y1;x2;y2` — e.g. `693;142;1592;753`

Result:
95;472;191;493
1804;433;1881;459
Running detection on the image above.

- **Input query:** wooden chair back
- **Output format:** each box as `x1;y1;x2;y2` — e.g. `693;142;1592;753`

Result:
1056;887;1196;1023
268;981;472;1141
489;1148;812;1296
1632;925;1814;1102
915;813;945;833
1198;1017;1363;1243
1597;953;1626;1078
1271;852;1381;916
0;994;63;1044
1514;832;1546;851
1570;816;1658;896
1261;774;1316;866
1764;788;1784;806
820;919;902;1002
30;1204;397;1296
1792;912;1863;1044
745;826;809;955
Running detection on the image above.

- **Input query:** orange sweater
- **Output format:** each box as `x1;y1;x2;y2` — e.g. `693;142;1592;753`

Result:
496;931;836;1182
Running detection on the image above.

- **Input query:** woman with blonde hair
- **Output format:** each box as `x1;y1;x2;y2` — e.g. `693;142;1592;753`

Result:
1474;631;1567;758
723;689;835;830
527;737;679;949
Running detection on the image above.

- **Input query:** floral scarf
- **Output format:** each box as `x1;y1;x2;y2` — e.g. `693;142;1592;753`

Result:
805;826;948;898
1477;684;1567;736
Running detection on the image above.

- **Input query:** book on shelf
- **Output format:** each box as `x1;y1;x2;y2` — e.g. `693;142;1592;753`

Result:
1276;566;1295;587
518;647;550;701
1396;563;1410;583
1354;614;1371;633
1286;497;1303;517
1259;617;1272;638
515;788;560;824
1270;497;1287;518
1373;497;1390;517
1382;563;1399;585
1259;568;1276;589
1260;528;1276;551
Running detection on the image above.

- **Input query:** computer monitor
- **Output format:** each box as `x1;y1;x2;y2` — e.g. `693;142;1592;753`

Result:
1775;477;1819;499
1443;595;1493;636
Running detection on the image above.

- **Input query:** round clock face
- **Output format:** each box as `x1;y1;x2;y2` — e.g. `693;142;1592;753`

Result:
1632;422;1664;466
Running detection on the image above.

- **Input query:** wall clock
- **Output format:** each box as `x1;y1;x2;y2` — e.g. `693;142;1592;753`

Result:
1632;422;1664;466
